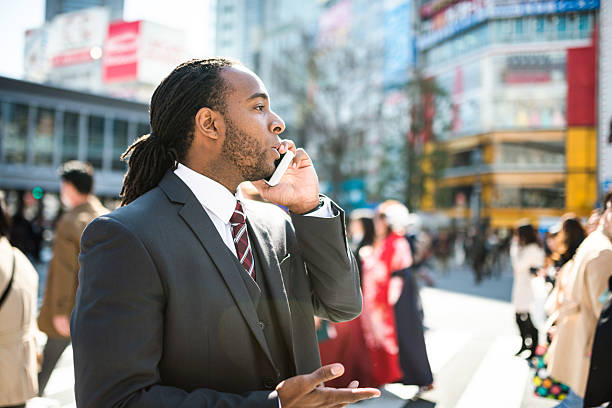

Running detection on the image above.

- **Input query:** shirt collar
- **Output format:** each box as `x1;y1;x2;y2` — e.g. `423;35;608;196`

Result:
174;163;238;224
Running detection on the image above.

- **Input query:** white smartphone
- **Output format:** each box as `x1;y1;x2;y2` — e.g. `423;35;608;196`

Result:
265;150;295;186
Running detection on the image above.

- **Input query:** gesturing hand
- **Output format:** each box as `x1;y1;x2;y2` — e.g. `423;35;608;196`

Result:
252;140;320;215
53;314;71;337
275;364;380;408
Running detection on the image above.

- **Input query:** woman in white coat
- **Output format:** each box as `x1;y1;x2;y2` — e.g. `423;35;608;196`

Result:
510;222;545;359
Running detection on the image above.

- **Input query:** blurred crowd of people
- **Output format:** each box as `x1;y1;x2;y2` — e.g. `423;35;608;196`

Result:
2;158;611;407
318;200;434;399
0;161;106;408
509;192;612;408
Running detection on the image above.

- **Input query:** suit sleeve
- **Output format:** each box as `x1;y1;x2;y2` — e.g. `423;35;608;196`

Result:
71;216;278;408
290;199;362;322
48;217;80;317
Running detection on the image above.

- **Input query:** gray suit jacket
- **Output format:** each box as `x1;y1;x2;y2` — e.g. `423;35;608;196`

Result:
70;171;362;407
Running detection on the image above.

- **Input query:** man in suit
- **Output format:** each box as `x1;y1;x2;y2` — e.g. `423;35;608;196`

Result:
70;58;380;407
37;161;108;396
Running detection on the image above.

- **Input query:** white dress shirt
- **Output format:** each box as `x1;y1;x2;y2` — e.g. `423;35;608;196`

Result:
174;163;333;259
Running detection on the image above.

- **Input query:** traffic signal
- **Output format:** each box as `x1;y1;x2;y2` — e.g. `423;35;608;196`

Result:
32;187;44;200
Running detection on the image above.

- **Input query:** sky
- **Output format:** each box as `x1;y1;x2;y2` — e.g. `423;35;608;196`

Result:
0;0;215;79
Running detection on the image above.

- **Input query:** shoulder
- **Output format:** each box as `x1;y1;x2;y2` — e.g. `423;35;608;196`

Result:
83;188;168;241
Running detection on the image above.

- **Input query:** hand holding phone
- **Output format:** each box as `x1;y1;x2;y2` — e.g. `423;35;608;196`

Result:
265;150;295;187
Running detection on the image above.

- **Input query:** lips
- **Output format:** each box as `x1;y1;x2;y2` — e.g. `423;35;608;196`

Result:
271;143;281;159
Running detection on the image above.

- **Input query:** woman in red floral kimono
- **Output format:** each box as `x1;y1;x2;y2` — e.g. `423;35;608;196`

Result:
360;200;413;387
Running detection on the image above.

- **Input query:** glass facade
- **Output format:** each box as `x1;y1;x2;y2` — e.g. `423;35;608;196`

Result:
87;115;105;169
422;12;596;68
62;111;79;162
34;107;55;165
4;103;29;164
491;185;565;209
112;119;128;171
491;51;566;131
136;122;150;141
495;141;564;166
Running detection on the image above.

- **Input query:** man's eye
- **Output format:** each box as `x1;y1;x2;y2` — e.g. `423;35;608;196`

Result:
255;105;264;111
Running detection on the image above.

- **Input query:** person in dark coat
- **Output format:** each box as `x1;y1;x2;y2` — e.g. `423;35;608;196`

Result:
583;272;612;406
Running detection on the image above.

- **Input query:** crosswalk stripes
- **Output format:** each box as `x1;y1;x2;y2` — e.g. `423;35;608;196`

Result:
454;336;528;408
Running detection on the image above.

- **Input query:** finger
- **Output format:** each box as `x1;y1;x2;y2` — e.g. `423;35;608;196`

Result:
292;148;312;169
316;387;381;405
305;364;345;390
278;139;297;155
251;180;269;193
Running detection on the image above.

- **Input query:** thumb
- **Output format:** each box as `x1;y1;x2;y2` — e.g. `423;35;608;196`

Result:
306;364;345;389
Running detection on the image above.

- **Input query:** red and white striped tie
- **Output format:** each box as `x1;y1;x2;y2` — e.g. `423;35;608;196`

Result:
230;201;255;280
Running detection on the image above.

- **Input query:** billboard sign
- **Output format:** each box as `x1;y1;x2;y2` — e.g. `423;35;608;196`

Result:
317;0;352;48
103;20;186;85
418;0;600;50
383;0;415;89
103;21;140;82
24;26;50;82
47;7;109;67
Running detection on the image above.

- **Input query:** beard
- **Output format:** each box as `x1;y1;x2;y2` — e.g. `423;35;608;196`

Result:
221;117;274;181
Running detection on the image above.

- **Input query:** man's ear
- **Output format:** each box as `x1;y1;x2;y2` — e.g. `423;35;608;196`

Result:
195;107;222;140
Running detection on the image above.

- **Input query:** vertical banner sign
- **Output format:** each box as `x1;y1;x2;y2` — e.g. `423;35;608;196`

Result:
103;21;141;83
599;0;612;195
383;0;414;89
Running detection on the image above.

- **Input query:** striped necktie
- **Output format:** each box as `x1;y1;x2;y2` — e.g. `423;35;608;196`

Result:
230;201;255;280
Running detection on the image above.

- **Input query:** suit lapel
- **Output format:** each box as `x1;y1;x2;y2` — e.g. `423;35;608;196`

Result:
243;204;296;365
159;172;275;367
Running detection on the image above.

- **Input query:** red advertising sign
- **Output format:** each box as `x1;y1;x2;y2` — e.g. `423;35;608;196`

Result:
103;21;140;82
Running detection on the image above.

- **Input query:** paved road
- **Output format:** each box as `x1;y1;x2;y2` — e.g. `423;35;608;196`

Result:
30;263;560;408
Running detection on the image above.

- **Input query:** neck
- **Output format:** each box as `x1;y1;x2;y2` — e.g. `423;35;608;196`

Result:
180;160;241;195
71;194;90;208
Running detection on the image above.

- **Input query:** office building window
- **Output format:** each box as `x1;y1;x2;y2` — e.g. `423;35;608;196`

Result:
5;102;29;164
62;111;79;162
495;141;564;166
88;115;104;169
136;122;150;141
33;107;55;165
492;186;564;208
112;119;128;171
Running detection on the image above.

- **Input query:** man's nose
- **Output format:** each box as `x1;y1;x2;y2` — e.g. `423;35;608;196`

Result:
270;111;285;135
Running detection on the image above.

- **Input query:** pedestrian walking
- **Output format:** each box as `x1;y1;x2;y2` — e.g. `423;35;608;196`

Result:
318;210;375;388
36;161;108;396
510;222;545;359
70;59;379;407
0;195;39;408
433;229;452;275
360;200;412;387
546;192;612;407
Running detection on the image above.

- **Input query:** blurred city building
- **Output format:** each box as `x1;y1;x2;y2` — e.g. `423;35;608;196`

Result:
45;0;124;22
0;75;149;228
24;5;187;101
419;0;600;227
217;0;604;227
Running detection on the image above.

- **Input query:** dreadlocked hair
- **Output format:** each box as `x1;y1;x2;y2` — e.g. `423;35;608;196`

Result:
119;58;237;206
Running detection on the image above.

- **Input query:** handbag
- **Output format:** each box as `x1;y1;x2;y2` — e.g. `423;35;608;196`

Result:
532;345;570;400
0;250;16;309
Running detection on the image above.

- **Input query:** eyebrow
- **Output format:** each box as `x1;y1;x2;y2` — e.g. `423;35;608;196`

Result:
246;92;269;101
